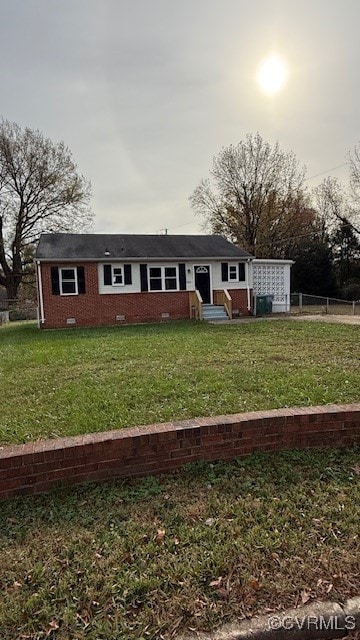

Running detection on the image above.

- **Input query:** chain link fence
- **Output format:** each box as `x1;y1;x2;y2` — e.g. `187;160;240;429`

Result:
290;293;360;316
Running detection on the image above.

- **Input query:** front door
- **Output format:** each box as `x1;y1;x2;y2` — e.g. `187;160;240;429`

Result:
194;265;211;303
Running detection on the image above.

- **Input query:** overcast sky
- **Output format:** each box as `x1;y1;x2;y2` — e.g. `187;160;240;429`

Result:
1;0;359;235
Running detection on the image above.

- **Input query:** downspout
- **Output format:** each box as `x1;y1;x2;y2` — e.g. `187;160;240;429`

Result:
36;261;45;325
246;259;251;312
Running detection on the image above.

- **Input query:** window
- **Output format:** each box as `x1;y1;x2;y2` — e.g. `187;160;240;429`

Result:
222;262;246;283
51;267;85;296
103;264;132;286
229;265;238;281
165;266;177;290
112;266;123;285
60;268;78;295
149;267;162;291
149;266;178;291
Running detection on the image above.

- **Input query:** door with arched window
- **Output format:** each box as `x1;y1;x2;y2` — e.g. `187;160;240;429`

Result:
194;265;211;303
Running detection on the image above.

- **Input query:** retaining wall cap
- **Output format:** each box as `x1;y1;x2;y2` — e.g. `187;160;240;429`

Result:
178;598;360;640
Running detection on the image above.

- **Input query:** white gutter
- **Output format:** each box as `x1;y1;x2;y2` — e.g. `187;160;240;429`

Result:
36;255;253;263
246;259;252;311
36;261;45;325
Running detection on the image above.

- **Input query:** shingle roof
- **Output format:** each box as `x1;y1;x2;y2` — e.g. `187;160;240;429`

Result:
36;234;253;260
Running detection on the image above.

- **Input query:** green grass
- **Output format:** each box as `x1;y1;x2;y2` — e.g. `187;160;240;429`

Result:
1;321;359;639
0;320;359;445
0;448;359;639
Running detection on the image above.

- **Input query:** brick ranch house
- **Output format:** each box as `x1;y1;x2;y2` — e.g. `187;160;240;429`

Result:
35;233;259;328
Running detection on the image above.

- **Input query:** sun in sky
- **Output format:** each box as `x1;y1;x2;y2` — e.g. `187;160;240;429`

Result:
256;53;289;96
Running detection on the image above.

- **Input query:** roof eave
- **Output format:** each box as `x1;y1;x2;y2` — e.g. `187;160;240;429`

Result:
36;255;253;262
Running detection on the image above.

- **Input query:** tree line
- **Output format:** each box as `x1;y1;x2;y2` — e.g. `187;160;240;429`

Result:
191;133;360;299
0;119;92;303
0;121;359;303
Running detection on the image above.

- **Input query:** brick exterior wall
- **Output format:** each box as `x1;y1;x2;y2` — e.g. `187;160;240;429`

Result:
227;288;253;315
1;404;359;501
39;263;254;328
39;263;191;328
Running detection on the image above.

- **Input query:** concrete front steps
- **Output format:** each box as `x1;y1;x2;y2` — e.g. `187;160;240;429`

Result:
202;304;229;321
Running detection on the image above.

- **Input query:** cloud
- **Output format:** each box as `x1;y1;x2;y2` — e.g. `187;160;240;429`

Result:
0;0;358;233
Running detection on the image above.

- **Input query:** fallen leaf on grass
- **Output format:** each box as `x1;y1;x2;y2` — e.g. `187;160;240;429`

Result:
194;598;207;610
209;576;231;599
332;572;342;582
248;578;261;591
46;620;59;636
312;518;324;527
300;589;311;604
209;577;223;588
156;529;166;544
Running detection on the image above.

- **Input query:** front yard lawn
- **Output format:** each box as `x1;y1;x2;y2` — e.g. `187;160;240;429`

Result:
0;448;359;639
0;320;359;445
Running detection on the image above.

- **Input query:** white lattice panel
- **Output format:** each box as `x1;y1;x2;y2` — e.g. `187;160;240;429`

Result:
253;264;286;302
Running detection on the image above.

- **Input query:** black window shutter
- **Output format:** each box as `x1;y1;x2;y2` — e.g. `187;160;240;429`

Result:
178;263;186;290
103;264;112;285
77;266;86;294
221;262;228;282
238;263;245;281
140;264;148;291
51;267;60;295
124;264;132;285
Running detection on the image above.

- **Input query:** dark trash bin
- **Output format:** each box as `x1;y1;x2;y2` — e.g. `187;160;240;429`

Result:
255;294;274;315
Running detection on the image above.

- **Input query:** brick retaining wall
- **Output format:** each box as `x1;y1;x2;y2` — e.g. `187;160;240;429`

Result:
1;403;359;501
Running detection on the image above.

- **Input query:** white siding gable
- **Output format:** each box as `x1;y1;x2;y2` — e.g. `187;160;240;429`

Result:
98;263;141;294
97;260;253;296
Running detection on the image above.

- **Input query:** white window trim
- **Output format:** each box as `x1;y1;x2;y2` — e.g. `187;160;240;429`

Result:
228;264;239;281
60;267;78;296
112;265;124;287
227;262;246;283
148;265;179;292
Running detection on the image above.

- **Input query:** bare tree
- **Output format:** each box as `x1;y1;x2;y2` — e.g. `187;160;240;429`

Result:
349;141;360;192
349;142;360;229
190;133;306;255
313;176;360;236
0;119;92;301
